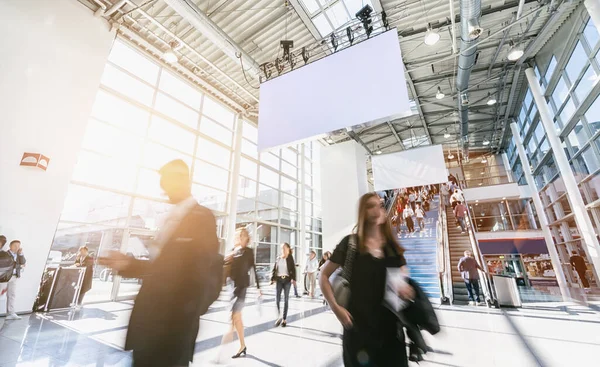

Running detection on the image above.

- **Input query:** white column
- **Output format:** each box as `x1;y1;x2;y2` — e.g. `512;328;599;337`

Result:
320;141;369;253
510;122;570;300
585;0;600;34
501;153;514;182
0;0;115;314
225;114;244;250
526;67;600;285
299;144;308;268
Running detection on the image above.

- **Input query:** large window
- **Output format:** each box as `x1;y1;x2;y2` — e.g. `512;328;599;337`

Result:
46;39;323;301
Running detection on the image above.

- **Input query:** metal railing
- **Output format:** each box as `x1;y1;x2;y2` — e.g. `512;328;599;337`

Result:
464;205;498;306
437;191;453;304
472;213;538;232
461;164;512;188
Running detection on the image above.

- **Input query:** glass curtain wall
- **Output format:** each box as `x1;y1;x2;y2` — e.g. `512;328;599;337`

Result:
45;39;323;302
509;16;600;289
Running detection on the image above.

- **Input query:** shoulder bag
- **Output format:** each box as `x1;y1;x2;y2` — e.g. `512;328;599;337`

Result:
331;235;357;309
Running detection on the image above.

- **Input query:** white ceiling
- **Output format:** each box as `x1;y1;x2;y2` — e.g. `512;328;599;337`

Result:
79;0;580;155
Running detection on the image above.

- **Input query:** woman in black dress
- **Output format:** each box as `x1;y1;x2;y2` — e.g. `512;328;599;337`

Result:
320;193;414;366
219;228;261;359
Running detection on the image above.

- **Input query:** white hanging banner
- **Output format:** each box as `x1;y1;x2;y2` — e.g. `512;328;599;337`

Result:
257;29;411;151
371;145;448;191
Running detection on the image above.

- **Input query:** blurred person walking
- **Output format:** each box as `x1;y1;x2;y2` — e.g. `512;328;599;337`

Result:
415;204;426;230
319;193;414;366
458;251;485;306
74;246;94;306
99;160;222;367
403;204;415;233
304;250;319;298
454;201;468;234
218;228;261;360
1;238;26;320
271;242;296;327
570;251;590;289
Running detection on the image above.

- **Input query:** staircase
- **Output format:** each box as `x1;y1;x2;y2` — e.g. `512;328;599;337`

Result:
445;205;474;304
397;196;441;300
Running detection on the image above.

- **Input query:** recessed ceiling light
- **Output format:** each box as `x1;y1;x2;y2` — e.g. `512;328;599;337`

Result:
424;26;440;46
436;86;445;100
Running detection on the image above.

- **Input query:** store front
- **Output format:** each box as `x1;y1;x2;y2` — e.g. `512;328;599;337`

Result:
479;238;562;301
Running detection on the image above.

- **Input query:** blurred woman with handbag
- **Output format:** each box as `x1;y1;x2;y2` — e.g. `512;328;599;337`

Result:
218;228;261;360
319;192;414;367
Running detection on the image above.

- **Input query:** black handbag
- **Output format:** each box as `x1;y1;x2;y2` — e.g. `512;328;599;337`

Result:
331;235;357;309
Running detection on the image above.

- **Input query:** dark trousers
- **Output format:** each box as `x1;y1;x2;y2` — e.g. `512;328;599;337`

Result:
465;279;481;302
276;277;291;320
577;269;590;288
406;217;414;232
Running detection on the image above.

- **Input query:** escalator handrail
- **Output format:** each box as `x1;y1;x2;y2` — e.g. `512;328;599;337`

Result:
464;201;497;303
438;192;453;304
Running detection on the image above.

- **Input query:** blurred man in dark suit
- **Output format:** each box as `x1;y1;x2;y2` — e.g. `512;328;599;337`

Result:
100;159;221;367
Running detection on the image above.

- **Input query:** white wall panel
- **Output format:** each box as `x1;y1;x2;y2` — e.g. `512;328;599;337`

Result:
0;0;115;314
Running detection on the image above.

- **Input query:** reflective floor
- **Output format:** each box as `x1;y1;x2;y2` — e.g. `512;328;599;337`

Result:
1;289;599;366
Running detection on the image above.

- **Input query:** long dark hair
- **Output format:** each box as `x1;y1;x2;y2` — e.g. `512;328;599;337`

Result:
354;192;404;255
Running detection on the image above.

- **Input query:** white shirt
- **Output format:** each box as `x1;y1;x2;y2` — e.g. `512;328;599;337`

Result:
415;208;425;218
277;257;289;276
305;257;318;273
403;208;414;218
151;196;198;259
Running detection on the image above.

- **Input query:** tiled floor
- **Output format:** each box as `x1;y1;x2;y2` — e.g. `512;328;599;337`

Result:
1;289;599;367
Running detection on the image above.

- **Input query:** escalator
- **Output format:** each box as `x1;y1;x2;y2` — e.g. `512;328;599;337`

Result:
445;205;474;303
394;195;441;300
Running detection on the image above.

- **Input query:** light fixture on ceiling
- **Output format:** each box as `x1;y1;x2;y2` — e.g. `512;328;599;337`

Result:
375;146;382;155
482;139;490;146
424;24;440;46
447;153;455;159
507;41;524;61
502;197;506;200
436;86;445;100
481;156;488;163
444;132;451;139
480;171;485;175
467;19;483;40
486;93;497;106
326;137;334;144
163;41;179;63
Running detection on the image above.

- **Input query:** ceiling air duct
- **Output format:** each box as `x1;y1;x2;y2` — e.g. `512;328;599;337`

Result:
456;0;482;159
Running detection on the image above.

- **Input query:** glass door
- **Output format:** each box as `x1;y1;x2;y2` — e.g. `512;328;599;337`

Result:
112;229;156;301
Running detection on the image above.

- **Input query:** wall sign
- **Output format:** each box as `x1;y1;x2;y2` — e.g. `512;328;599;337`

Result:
20;153;50;171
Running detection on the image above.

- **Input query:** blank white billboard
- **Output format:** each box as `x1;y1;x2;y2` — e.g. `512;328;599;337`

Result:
258;30;410;151
371;145;448;191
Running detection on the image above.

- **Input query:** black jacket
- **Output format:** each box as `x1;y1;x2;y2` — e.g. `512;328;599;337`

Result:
230;247;260;290
271;254;296;281
7;250;26;278
398;278;440;351
119;203;220;364
75;255;94;294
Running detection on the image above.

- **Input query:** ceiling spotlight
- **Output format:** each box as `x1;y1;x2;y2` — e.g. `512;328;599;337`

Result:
326;137;334;144
487;93;497;106
481;157;488;163
502;197;506;200
444;132;451;139
475;200;479;203
448;153;455;159
163;41;179;63
467;20;483;40
375;149;382;155
482;140;490;146
436;86;445;100
507;41;524;61
424;25;440;46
